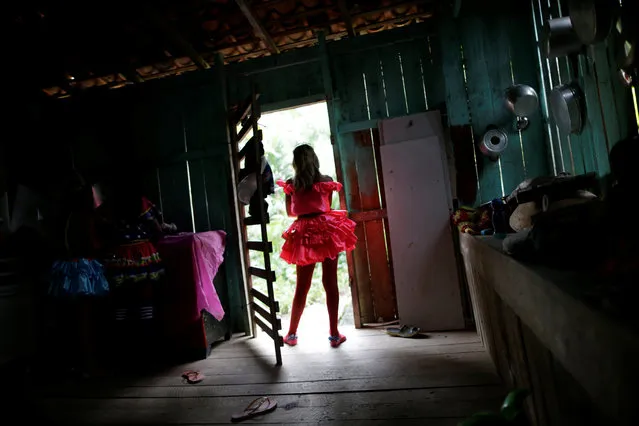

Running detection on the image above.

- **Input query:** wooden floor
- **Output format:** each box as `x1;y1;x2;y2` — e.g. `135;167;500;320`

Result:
27;328;503;425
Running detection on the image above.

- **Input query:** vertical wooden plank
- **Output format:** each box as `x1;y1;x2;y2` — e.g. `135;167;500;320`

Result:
606;36;632;144
396;40;427;115
458;11;502;203
438;15;471;127
421;35;447;112
320;31;362;328
371;128;396;312
593;44;621;150
572;58;598;175
340;132;375;325
183;88;216;152
158;163;194;233
533;0;565;174
501;306;537;425
219;53;251;335
450;125;479;206
188;160;210;233
579;54;611;177
508;6;551;181
355;131;396;321
557;56;586;176
544;0;572;174
485;9;525;196
203;158;228;231
333;52;369;123
363;49;386;120
136;168;162;211
378;46;407;118
521;324;561;426
529;0;560;176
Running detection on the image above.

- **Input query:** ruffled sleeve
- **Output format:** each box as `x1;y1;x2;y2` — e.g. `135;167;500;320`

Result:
276;179;295;195
314;181;343;193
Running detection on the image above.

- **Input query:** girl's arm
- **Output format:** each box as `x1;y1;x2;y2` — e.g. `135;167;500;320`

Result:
285;194;294;217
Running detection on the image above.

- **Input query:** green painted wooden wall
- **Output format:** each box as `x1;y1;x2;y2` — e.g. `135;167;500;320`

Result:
530;0;636;188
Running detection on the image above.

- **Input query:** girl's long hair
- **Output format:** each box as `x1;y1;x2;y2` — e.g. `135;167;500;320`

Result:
292;144;321;191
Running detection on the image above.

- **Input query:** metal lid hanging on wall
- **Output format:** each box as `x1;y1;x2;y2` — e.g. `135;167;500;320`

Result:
505;84;539;130
479;127;509;161
550;82;586;135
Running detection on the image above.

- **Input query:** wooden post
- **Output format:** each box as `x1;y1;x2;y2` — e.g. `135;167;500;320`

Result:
318;30;363;329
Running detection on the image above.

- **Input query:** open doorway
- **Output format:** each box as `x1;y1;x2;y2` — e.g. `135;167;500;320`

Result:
246;101;354;337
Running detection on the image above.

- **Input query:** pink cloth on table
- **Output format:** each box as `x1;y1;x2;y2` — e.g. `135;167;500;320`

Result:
156;231;226;327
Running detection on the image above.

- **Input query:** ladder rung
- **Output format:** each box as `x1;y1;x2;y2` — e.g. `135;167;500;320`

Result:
252;302;282;331
236;116;258;143
250;288;280;312
251;287;269;306
249;267;275;282
244;214;269;226
251;293;280;313
255;316;282;345
229;93;261;124
237;131;263;158
247;241;273;253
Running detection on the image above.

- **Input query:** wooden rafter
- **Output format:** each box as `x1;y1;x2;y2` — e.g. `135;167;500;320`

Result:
338;0;356;38
234;0;280;54
212;0;434;51
145;5;211;70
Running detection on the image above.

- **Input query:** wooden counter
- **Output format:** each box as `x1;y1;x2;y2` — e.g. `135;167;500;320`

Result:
460;233;639;426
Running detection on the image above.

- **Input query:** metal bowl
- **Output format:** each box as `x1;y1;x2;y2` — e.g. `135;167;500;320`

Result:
505;84;539;117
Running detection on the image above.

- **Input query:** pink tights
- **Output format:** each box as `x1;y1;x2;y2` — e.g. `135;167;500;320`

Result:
287;257;340;337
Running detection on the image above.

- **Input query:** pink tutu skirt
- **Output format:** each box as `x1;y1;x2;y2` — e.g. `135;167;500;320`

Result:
280;210;357;266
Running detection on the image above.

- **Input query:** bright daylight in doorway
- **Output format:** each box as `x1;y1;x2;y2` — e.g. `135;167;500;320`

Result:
246;102;354;336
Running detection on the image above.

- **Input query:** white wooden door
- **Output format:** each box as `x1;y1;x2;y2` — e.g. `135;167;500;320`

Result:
379;112;464;331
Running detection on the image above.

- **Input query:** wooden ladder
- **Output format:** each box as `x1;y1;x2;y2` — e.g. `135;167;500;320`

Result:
228;87;283;366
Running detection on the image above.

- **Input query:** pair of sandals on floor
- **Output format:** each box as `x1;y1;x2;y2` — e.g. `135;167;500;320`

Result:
283;333;347;347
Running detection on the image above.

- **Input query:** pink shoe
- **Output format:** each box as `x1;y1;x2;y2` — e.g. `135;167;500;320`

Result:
329;334;347;348
283;334;298;346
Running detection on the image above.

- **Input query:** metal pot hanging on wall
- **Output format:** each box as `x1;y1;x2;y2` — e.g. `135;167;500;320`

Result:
542;16;584;58
550;82;586;135
479;127;509;161
568;0;616;45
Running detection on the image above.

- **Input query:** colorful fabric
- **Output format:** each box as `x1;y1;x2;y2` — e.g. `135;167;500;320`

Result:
105;240;164;286
156;231;227;325
109;197;162;245
277;180;357;266
48;259;110;297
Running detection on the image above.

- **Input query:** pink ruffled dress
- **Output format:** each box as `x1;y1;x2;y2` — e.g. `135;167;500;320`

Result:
277;180;357;266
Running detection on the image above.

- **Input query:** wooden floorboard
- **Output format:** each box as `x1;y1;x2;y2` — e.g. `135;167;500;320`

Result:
26;330;503;425
38;386;504;424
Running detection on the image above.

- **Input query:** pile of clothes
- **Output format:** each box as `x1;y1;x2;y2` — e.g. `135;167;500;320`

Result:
451;205;493;235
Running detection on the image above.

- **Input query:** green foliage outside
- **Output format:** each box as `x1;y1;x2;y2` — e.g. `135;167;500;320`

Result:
246;103;351;319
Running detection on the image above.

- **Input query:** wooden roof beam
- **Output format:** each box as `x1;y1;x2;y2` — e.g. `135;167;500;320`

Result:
338;0;356;38
234;0;280;54
145;5;211;70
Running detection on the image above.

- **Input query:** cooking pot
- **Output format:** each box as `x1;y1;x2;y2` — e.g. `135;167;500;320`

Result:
569;0;616;45
550;82;585;135
542;17;583;58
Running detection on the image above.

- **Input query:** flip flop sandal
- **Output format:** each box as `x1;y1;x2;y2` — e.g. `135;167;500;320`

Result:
231;396;278;423
181;370;205;384
385;325;421;338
